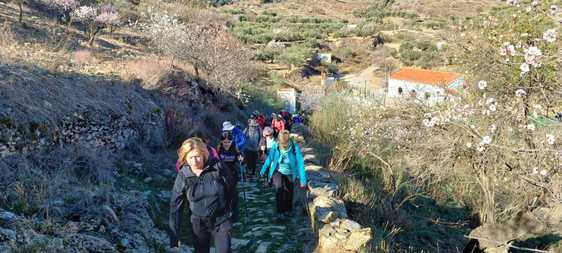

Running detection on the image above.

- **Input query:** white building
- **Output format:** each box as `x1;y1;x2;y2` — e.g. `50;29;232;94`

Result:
387;68;464;105
277;88;298;113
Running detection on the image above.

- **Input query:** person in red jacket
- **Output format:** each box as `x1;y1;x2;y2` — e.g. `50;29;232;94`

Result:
255;112;266;130
271;114;285;138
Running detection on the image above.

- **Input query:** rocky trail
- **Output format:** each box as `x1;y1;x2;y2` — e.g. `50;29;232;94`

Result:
152;176;314;253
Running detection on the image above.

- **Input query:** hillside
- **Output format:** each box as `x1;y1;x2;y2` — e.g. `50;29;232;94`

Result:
1;0;559;252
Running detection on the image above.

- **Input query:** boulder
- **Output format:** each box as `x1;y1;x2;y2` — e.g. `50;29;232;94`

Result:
0;228;16;242
309;195;348;231
0;210;17;223
317;219;372;253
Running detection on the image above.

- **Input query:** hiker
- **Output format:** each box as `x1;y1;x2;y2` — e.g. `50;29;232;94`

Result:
222;121;246;151
216;131;243;222
244;116;261;177
280;110;293;131
260;130;307;217
175;131;219;172
258;127;275;162
169;137;237;253
217;131;244;178
255;112;266;130
292;113;303;125
271;114;285;138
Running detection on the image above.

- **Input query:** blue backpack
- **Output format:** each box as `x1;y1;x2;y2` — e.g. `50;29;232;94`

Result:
231;126;246;151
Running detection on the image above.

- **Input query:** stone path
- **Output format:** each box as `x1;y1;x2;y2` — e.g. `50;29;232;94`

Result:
171;178;314;253
230;179;313;253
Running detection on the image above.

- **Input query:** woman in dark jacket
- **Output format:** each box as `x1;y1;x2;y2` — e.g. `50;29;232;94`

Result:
169;137;237;253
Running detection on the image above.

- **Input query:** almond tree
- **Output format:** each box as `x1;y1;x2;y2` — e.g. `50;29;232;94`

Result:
142;10;259;97
43;0;78;24
71;4;120;46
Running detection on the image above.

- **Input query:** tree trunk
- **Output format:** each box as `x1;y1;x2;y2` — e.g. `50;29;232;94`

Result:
18;3;23;23
88;26;101;47
194;64;200;82
477;171;495;224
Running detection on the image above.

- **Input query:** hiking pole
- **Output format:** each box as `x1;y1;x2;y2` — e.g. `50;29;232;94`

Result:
302;179;311;219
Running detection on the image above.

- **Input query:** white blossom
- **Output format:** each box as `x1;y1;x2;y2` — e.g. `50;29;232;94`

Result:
531;0;539;7
466;142;473;148
481;136;492;145
44;0;77;12
519;63;530;76
486;98;495;105
526;6;532;12
71;6;97;21
490;124;497;133
499;42;517;56
476;145;485;152
515;89;527;97
478;80;488;90
540;169;548;176
543;29;556;43
524;46;542;67
95;4;120;25
422;118;433;128
551;5;559;15
489;104;497;112
526;123;536;131
546;134;556;145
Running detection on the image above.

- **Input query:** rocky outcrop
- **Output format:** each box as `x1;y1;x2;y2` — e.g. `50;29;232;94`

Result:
0;189;170;253
467;203;562;253
301;148;373;253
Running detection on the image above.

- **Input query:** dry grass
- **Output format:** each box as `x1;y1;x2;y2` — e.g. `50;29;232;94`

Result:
393;0;501;19
227;0;371;23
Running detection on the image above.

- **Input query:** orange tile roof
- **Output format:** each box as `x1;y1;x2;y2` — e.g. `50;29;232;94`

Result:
390;68;462;87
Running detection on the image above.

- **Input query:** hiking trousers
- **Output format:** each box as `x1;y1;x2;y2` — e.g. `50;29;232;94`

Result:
272;171;294;214
244;150;258;176
192;219;232;253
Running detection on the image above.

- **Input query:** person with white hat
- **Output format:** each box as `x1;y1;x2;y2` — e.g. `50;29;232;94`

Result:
222;121;246;151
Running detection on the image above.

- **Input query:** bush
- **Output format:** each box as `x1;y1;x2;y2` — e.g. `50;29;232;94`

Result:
254;47;279;62
275;45;311;68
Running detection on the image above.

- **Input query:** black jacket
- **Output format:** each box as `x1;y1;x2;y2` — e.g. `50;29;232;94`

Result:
169;159;236;247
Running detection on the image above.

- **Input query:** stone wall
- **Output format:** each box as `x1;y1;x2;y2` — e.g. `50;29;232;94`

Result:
0;109;165;158
300;146;373;253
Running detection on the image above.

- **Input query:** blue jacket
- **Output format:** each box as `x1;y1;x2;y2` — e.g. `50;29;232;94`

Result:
260;140;307;186
232;126;246;151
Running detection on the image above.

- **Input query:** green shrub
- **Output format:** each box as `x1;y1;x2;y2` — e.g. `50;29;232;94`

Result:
254;47;280;62
276;45;311;67
223;8;245;15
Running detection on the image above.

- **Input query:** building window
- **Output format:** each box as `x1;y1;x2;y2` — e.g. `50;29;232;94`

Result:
398;87;403;95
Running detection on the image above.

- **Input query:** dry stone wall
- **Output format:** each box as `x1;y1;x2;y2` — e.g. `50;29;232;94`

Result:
300;146;373;253
0;109;165;158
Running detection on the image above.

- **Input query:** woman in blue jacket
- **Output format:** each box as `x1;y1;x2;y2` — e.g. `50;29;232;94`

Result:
259;130;307;216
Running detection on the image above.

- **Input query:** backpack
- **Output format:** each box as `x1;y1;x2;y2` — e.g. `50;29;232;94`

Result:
232;126;246;151
277;140;297;158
